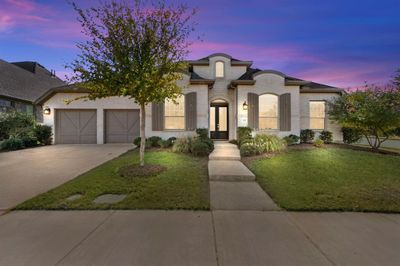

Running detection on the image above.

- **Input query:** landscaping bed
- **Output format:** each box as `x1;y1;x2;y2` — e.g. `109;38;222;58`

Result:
245;147;400;212
16;150;210;210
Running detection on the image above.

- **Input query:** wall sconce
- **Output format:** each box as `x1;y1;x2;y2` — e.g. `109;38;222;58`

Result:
43;107;51;115
242;101;248;110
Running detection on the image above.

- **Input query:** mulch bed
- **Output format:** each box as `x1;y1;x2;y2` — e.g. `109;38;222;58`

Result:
119;164;167;178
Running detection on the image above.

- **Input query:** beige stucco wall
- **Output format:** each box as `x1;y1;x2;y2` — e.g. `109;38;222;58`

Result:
42;74;209;143
237;72;301;138
193;55;247;140
300;93;342;142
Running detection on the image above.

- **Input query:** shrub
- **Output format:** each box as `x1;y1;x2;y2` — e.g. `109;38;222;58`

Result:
342;127;362;144
195;128;209;139
172;137;192;153
254;134;286;153
0;111;35;140
33;124;52;145
319;130;333;144
159;139;171;148
148;136;162;147
21;135;38;147
314;139;324;148
133;137;141;146
191;139;210;156
167;137;177;144
237;127;252;147
145;139;153;148
283;134;300;145
201;138;214;152
300;129;315;143
1;137;25;151
240;142;260;157
229;139;238;145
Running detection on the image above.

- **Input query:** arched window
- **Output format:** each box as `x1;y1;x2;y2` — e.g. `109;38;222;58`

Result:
215;61;224;78
164;95;185;130
259;94;278;130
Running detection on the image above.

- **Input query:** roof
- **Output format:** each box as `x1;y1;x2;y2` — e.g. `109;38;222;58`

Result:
0;59;66;103
188;53;253;66
233;67;343;93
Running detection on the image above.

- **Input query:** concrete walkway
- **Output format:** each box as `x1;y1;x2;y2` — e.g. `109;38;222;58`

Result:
0;144;133;213
208;142;279;211
1;210;400;266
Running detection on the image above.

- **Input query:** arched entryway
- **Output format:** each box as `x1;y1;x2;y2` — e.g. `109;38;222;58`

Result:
210;99;229;140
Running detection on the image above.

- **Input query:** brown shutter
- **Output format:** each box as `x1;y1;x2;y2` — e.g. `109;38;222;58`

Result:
185;92;197;131
152;102;164;131
279;93;291;131
248;93;259;129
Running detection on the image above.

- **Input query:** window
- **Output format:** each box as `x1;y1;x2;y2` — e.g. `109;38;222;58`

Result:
259;94;278;129
164;95;185;130
309;101;325;130
215;61;224;78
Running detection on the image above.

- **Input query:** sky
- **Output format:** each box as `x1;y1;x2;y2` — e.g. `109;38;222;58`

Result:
0;0;399;89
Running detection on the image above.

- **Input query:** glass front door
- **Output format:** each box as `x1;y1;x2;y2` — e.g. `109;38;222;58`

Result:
210;104;228;139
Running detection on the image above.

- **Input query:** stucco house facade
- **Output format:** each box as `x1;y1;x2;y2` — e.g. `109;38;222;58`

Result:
36;53;343;144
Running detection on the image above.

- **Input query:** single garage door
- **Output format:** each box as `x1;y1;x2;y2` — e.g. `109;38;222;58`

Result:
105;109;140;143
56;109;97;144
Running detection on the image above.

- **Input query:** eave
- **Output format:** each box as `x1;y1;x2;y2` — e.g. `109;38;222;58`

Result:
190;79;215;89
285;80;310;86
300;88;343;94
35;84;90;105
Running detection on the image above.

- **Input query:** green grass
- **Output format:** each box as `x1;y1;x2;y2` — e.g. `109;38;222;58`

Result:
248;148;400;212
16;150;209;210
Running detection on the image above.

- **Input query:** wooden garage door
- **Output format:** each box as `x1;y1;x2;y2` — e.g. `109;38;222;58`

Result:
56;110;97;144
105;110;140;143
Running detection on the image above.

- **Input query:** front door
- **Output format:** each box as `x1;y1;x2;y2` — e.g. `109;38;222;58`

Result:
210;103;228;140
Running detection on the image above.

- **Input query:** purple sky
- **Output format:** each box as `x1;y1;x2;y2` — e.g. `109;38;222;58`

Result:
1;0;399;88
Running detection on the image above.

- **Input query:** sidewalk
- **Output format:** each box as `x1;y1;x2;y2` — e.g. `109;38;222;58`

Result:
1;210;400;266
208;142;279;211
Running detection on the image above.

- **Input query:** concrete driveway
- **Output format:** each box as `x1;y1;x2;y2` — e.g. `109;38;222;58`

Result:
0;210;399;266
0;144;133;213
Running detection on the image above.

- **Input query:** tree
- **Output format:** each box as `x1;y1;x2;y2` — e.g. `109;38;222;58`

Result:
67;0;196;166
393;69;400;88
329;84;400;150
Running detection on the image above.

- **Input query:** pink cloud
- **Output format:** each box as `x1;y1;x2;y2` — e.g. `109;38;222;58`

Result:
189;41;391;88
0;0;82;44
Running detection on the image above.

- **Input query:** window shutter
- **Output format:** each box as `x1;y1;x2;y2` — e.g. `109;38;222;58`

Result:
279;93;291;131
248;93;259;129
185;92;197;131
152;102;164;131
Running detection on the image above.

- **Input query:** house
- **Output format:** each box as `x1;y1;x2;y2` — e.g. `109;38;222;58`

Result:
0;60;65;121
36;53;343;144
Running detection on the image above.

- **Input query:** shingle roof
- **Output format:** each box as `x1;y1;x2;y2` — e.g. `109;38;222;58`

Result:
237;68;262;80
0;59;65;102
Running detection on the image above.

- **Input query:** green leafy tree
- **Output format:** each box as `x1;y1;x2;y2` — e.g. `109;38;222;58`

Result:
67;0;196;166
329;84;400;149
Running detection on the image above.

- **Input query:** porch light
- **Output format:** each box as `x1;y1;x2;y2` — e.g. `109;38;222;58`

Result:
242;101;248;110
43;107;51;115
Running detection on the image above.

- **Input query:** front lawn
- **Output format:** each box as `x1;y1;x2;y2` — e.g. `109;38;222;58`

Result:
247;147;400;212
16;150;209;210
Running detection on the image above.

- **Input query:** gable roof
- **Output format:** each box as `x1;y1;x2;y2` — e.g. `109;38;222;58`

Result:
233;67;342;93
0;59;66;103
188;53;253;66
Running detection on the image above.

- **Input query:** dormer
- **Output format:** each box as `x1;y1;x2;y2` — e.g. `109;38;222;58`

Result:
188;53;252;81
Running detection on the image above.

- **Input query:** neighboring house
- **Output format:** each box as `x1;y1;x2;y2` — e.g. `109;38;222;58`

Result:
0;60;65;121
36;53;343;144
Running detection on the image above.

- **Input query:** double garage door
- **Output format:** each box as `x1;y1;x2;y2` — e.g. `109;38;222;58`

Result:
56;109;139;144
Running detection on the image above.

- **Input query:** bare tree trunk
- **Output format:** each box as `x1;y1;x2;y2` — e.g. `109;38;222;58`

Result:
139;103;146;167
